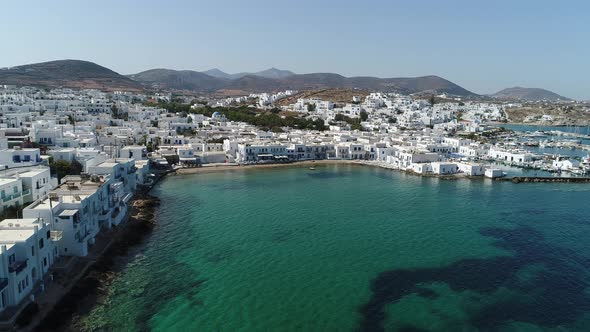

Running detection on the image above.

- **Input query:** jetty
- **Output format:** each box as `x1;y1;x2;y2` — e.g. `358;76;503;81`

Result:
499;176;590;183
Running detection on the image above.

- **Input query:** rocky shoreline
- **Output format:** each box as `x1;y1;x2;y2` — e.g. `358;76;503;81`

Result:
29;193;160;332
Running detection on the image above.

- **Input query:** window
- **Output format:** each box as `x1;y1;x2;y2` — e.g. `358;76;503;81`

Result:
31;246;35;256
43;257;47;267
39;238;44;249
47;230;50;239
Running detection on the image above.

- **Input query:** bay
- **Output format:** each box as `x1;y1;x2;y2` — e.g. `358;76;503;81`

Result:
79;164;590;331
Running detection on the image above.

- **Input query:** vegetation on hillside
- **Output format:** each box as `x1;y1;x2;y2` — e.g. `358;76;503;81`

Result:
333;113;365;131
146;101;327;131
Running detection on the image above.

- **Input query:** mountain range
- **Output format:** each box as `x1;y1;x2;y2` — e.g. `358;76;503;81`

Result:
0;59;573;101
129;68;478;97
490;87;570;101
202;68;296;80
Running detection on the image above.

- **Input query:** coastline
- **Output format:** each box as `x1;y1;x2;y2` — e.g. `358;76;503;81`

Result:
27;159;590;329
176;159;590;183
175;159;360;174
22;190;161;331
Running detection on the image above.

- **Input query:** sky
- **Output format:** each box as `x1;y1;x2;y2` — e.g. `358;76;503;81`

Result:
1;0;589;99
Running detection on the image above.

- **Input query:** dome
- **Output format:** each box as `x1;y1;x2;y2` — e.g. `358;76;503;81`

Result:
212;111;222;118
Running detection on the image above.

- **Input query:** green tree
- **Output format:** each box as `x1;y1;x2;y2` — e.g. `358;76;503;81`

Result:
360;111;368;121
49;159;83;181
429;95;436;106
111;104;119;118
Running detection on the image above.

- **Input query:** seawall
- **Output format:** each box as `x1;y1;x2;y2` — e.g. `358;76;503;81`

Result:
500;176;590;183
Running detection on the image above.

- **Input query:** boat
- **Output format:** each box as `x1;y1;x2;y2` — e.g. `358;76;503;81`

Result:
309;167;316;170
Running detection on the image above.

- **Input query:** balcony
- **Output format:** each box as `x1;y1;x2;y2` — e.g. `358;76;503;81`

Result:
1;192;21;203
50;231;63;241
8;260;27;274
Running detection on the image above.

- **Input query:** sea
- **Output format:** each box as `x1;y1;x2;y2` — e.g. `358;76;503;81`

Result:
77;164;590;331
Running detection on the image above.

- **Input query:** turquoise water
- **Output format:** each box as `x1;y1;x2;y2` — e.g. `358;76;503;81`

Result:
80;165;590;331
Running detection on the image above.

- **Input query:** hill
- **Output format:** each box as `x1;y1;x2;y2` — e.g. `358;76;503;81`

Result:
202;68;232;79
128;69;226;92
491;87;570;101
0;60;142;91
202;67;295;80
0;59;478;97
130;68;477;96
276;88;371;106
251;68;295;79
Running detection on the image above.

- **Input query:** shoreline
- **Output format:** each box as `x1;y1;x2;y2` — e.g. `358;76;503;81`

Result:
176;159;590;183
26;159;590;329
23;189;161;332
175;159;360;174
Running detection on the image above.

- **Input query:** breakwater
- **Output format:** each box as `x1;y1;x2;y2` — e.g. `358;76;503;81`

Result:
501;176;590;183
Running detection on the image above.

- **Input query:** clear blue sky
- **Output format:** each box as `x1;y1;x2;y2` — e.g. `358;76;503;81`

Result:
1;0;589;99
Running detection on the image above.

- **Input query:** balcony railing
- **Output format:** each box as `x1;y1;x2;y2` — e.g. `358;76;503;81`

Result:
50;230;63;241
1;192;22;203
8;260;27;274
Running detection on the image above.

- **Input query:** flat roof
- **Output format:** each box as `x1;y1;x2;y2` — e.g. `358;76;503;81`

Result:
95;162;118;168
17;169;48;177
0;219;39;243
0;178;19;186
59;209;79;217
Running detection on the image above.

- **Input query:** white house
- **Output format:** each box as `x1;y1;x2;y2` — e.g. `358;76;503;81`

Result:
118;146;148;161
553;158;580;171
431;162;458;175
0;218;57;313
485;168;505;178
457;162;486;176
0;178;24;215
0;149;43;169
17;168;55;203
488;147;533;163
